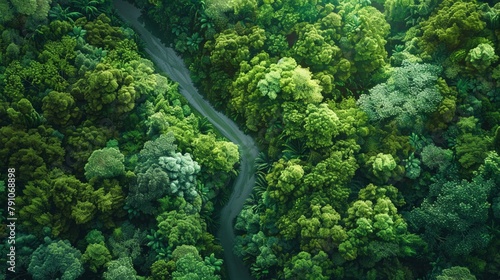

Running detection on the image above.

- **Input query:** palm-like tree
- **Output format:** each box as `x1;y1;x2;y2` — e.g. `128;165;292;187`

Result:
255;152;272;172
197;117;214;134
73;0;100;18
48;4;83;22
282;139;308;160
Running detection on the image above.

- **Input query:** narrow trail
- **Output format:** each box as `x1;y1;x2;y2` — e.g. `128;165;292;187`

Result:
113;1;257;279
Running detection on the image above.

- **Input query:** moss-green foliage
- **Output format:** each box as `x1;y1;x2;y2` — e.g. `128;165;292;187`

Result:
42;91;80;127
82;243;112;273
84;147;125;180
339;184;422;271
172;250;222;280
83;14;123;49
419;0;486;55
454;117;492;173
283;251;329;280
17;169;125;238
0;125;65;184
192;133;239;174
466;42;499;72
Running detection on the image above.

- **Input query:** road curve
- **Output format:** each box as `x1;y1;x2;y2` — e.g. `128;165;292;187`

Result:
113;1;258;279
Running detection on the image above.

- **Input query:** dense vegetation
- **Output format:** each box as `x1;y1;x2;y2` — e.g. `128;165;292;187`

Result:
1;0;500;279
0;0;239;279
130;0;500;279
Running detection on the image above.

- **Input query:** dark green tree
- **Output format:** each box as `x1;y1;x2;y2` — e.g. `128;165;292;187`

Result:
409;176;494;259
28;238;83;280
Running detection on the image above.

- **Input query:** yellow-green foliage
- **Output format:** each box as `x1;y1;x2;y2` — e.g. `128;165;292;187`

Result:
466;43;499;72
419;0;486;54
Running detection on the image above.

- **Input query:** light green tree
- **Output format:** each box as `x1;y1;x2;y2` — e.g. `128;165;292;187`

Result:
103;258;137;280
339;184;421;264
357;61;442;130
466;43;498;72
304;103;340;148
284;251;329;280
297;204;347;254
436;266;477;280
192;133;239;174
82;243;112;273
84;147;125;180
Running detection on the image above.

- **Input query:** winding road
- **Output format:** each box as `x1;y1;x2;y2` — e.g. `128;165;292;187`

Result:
113;1;258;279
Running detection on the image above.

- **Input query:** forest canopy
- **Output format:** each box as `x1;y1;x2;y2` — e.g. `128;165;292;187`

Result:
1;0;500;279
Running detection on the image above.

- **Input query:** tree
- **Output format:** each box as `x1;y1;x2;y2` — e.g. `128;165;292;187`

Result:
454;117;491;172
158;152;201;200
466;43;498;72
303;103;340;148
296;204;347;254
477;151;500;186
282;102;343;149
206;26;265;70
28;238;84;280
284;251;329;280
7;98;44;128
265;159;304;203
367;153;397;183
339;4;390;81
126;132;177;214
42;91;80;127
172;253;221;280
72;62;138;116
85;229;105;245
150;259;175;280
408;176;494;258
18;169;119;237
107;222;144;262
136;132;177;171
192;133;239;174
420;144;453;171
235;205;260;235
357;61;442;130
10;0;51;20
82;243;112;273
436;266;477;280
64;122;112;174
292;22;342;67
230;56;323;133
0;0;14;23
238;230;280;279
384;0;415;24
339;184;421;267
83;14;123;49
419;0;486;54
84;147;125;180
0;125;65;184
151;210;205;255
103;258;137;280
302;150;357;200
